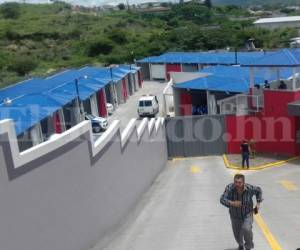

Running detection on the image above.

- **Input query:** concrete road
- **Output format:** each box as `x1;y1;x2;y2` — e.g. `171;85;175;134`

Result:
93;156;300;250
107;81;167;130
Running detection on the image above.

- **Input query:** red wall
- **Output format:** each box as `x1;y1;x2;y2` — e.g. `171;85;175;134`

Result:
180;91;192;116
138;71;142;87
98;89;107;117
54;112;62;134
226;115;296;156
226;89;300;156
263;89;297;116
295;116;300;155
166;64;181;81
122;79;128;101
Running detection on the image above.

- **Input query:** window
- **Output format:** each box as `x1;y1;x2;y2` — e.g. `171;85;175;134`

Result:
145;101;152;106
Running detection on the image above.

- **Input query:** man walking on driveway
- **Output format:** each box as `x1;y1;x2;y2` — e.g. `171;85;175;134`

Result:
220;174;263;250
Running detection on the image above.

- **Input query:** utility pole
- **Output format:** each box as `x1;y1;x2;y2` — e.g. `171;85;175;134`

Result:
126;0;130;10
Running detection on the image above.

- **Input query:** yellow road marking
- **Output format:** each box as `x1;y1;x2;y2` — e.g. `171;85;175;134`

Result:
254;214;282;250
223;154;300;171
279;180;299;191
190;166;201;174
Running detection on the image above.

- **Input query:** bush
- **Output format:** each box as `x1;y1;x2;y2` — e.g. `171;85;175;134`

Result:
107;28;127;44
0;2;21;19
8;57;38;76
0;54;5;70
86;37;114;57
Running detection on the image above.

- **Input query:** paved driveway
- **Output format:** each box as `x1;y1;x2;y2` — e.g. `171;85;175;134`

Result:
107;81;166;130
93;81;166;139
93;156;300;250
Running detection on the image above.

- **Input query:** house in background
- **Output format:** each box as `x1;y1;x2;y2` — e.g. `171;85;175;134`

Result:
137;50;275;82
254;16;300;29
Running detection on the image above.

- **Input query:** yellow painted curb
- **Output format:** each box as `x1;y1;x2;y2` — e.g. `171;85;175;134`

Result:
222;154;300;171
254;214;282;250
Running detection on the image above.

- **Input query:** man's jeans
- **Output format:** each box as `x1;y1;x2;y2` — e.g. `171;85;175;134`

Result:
230;213;254;249
242;152;249;168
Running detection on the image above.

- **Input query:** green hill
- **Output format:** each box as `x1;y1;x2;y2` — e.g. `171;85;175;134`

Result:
0;1;297;87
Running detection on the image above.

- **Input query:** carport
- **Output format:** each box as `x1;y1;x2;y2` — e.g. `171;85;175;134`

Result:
173;73;249;116
79;67;120;107
122;65;142;92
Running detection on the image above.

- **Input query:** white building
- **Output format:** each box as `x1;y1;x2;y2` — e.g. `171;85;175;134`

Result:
254;16;300;29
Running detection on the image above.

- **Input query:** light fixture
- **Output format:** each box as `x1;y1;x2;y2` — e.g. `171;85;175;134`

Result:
3;97;12;106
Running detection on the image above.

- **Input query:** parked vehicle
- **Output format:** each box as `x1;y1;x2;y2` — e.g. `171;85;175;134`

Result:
85;114;108;133
106;103;114;115
137;95;159;118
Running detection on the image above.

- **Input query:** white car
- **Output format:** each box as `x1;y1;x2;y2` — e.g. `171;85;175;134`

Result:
138;95;159;118
106;103;114;115
85;114;108;133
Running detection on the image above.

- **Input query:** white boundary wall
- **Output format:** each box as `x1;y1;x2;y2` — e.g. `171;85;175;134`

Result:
0;117;168;250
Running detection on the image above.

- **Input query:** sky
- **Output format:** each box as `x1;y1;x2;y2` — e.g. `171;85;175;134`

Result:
0;0;177;6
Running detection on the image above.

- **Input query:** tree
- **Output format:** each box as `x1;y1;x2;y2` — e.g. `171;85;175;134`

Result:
86;38;114;57
118;3;126;10
204;0;212;8
0;2;21;19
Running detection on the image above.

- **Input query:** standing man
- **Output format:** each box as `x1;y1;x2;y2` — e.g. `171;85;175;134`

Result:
220;174;263;250
241;140;251;169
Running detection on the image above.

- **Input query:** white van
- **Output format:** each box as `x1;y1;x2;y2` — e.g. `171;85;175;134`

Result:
138;95;159;118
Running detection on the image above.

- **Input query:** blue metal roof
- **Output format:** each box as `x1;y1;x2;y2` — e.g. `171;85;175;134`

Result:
0;78;47;104
0;69;109;105
46;69;82;83
79;66;126;82
48;82;95;102
175;74;249;93
119;64;140;73
0;66;128;135
175;65;294;93
137;51;275;65
200;65;293;85
0;94;63;135
241;49;300;67
46;72;107;101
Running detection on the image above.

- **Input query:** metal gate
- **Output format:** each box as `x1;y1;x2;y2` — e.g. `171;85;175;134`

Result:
165;115;227;158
